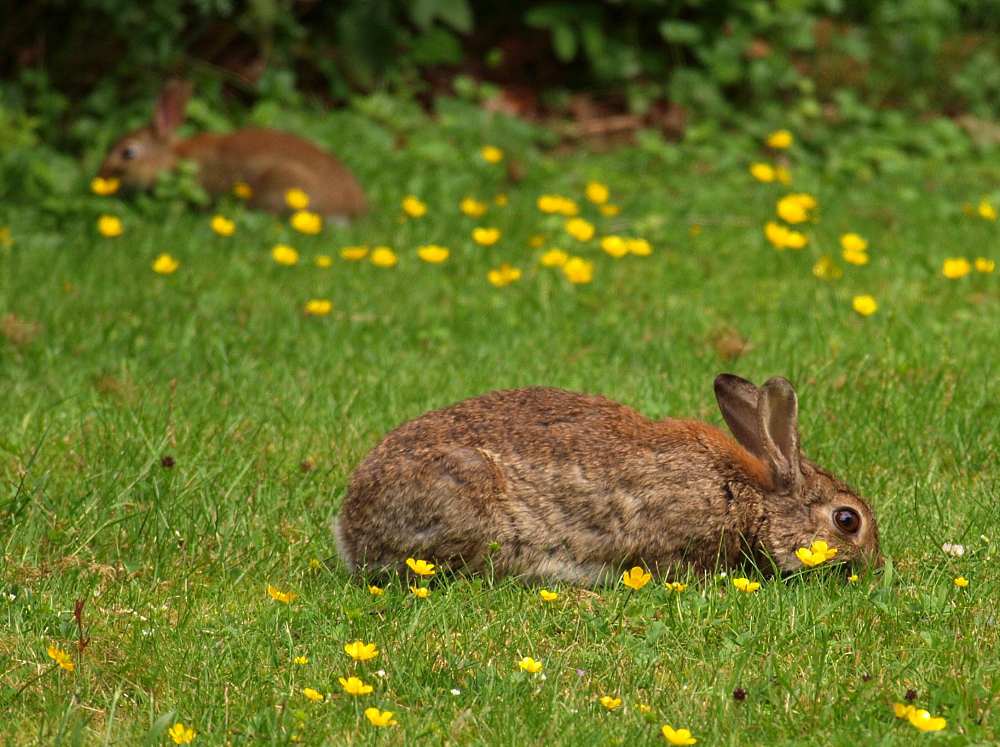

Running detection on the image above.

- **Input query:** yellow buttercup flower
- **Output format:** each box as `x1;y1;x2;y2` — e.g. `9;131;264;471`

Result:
518;656;543;673
460;197;488;217
907;709;946;732
599;203;621;216
540;248;569;267
406;558;436;576
749;163;775;182
339;676;374;696
565;217;595;241
848;574;859;583
303;687;324;702
627;238;652;256
764;221;806;250
365;708;398;727
410;586;431;598
795;540;839;567
370;247;398;267
272;244;299;266
488;263;522;287
294;656;308;665
537;195;579;216
47;645;74;672
562;257;593;284
344;641;379;661
291;210;322;234
211;215;235;236
599;696;622;710
975;257;995;273
315;254;333;268
480;145;504;163
168;722;196;744
539;590;558;601
852;295;878;316
97;215;123;237
894;703;915;719
622;566;651;591
267;585;297;603
662;724;697;745
402;195;427;217
776;194;815;224
732;577;760;593
840;233;868;252
340;246;370;261
152;254;179;275
472;227;501;246
418;245;450;263
585;181;610;204
842;248;869;266
233;182;253;199
90;176;120;196
665;582;688;592
601;235;629;258
977;200;996;220
954;576;969;587
369;585;384;595
766;129;793;148
304;299;333;316
285;188;310;210
942;258;972;278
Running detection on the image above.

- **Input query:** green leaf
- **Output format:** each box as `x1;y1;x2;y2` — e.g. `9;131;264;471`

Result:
552;25;578;62
410;0;473;33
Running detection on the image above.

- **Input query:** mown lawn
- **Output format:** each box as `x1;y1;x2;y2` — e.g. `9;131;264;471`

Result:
2;100;998;745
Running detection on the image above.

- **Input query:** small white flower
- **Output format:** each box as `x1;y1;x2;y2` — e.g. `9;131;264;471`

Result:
451;689;461;696
5;593;16;602
540;674;547;681
942;543;965;557
375;669;387;679
718;571;728;578
141;628;155;637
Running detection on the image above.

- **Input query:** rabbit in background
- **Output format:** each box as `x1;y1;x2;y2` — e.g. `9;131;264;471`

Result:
98;80;367;220
335;374;881;584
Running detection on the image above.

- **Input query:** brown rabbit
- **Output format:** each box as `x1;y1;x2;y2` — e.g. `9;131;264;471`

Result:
335;375;880;583
98;80;367;219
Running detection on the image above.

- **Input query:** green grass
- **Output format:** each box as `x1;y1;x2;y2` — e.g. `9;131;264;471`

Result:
2;100;999;745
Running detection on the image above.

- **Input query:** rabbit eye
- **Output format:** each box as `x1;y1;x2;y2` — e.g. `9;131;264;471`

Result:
834;508;861;534
121;145;139;160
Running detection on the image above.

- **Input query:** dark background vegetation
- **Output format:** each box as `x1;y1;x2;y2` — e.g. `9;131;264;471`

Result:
4;0;1000;185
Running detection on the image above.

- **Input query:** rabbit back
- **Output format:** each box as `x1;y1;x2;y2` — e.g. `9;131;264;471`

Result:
176;129;367;219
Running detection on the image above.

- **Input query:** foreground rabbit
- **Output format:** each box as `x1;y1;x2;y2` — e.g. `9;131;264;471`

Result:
98;80;367;219
335;375;880;583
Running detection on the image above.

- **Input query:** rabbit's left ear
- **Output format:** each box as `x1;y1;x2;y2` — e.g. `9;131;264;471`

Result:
756;377;802;488
154;80;192;139
715;373;768;463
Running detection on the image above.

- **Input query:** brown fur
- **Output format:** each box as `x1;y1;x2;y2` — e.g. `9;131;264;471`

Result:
98;81;366;219
335;376;881;584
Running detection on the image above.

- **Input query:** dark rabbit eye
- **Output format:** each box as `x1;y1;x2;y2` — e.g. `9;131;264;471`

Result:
834;508;861;534
121;145;139;160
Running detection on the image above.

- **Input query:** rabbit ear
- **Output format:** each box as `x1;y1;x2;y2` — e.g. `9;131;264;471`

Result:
715;373;803;488
714;374;769;464
756;376;802;488
153;80;192;139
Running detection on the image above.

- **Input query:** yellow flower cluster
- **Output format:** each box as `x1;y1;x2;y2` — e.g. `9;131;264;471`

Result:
840;233;870;266
795;540;839;567
894;703;946;732
168;722;196;744
732;577;760;593
749;163;791;184
537;195;580;216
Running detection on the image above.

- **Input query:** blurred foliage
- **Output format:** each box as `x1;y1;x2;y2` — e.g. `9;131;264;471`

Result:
3;0;1000;175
